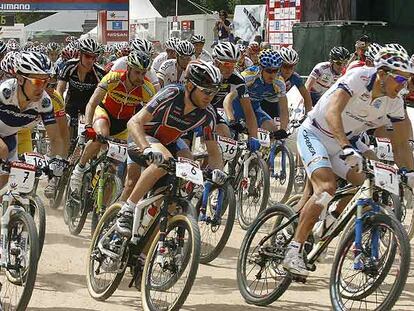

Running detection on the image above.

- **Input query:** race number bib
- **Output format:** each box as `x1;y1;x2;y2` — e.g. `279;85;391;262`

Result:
258;128;270;147
23;152;47;168
107;142;128;162
217;136;237;160
7;162;36;194
373;162;399;195
176;157;204;186
376;137;393;161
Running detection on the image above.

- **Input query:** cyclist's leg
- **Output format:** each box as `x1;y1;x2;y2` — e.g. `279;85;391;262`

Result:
0;135;17;189
255;106;278;132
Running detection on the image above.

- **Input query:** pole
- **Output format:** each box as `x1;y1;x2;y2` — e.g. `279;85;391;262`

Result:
176;0;178;18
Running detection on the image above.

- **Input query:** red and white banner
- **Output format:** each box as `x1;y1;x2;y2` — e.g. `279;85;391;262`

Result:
98;10;129;44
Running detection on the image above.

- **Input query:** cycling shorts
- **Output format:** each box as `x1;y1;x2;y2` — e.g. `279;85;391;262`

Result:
232;98;271;127
93;105;128;140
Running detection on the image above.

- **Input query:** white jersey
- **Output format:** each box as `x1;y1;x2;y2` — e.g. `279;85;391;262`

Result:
110;56;160;88
157;59;186;86
193;49;213;62
306;66;405;152
0;79;55;138
152;52;168;73
309;61;342;95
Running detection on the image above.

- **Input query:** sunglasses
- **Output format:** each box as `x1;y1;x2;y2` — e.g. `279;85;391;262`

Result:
388;72;409;85
22;75;50;88
263;68;279;74
197;85;220;96
217;60;236;69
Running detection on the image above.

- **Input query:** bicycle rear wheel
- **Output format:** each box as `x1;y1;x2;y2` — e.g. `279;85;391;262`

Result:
330;214;410;310
268;144;294;204
141;213;200;311
67;172;92;235
0;210;39;311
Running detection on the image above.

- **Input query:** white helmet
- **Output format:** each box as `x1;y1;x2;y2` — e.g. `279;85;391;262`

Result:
15;51;52;75
212;42;240;62
279;47;299;65
175;40;195;57
385;43;408;55
364;43;382;62
79;38;101;55
0;51;20;75
190;34;205;44
374;47;414;74
130;38;154;56
165;37;180;51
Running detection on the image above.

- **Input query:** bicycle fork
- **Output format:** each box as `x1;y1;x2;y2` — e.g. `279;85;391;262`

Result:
200;181;224;223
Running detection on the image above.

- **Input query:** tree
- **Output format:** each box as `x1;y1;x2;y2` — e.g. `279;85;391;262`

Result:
15;12;55;26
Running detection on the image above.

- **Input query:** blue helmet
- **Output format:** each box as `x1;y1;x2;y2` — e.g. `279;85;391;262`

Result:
259;49;282;69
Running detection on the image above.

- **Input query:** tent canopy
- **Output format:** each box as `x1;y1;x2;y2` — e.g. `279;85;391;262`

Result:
130;0;162;20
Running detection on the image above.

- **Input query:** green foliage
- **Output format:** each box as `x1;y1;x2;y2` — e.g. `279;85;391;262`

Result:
15;12;55;26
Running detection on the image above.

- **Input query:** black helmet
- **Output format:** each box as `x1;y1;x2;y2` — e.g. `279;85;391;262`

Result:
329;46;350;62
186;60;222;89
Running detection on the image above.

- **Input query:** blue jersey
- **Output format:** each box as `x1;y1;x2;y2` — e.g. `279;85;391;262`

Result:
241;66;286;105
285;72;304;92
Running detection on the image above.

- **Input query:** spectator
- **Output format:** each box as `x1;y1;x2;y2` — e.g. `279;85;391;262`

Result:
347;34;371;65
214;10;232;42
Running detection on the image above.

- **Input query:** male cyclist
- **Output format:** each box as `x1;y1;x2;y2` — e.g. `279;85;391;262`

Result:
152;38;180;73
306;47;350;106
157;40;195;88
116;60;225;237
190;34;213;62
283;47;414;277
69;51;156;192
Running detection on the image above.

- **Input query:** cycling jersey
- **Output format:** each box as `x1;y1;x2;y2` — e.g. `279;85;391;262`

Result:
98;70;156;120
212;71;249;109
309;61;341;105
58;59;106;116
345;60;365;73
298;66;405;178
285;72;304;92
193;50;213;62
110;56;159;87
144;84;216;146
236;57;254;73
49;90;66;118
157;59;186;86
152;52;168;72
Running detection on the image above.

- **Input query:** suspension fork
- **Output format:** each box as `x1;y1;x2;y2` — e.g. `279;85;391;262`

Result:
200;181;224;222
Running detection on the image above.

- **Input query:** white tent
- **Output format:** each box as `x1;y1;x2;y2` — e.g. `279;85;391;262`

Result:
25;11;97;34
129;0;162;20
80;26;98;40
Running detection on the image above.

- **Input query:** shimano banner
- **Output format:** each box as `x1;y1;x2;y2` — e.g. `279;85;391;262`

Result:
0;0;128;11
233;5;266;42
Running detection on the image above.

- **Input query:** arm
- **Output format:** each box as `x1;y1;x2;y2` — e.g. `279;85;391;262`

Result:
127;109;154;151
205;140;224;169
85;87;107;125
304;76;316;92
56;80;67;98
390;117;414;170
45;123;66;157
223;91;237;122
298;85;313;114
325;88;352;148
240;97;258;137
278;95;289;130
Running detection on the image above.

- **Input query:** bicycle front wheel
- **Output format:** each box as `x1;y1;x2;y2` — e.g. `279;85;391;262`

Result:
29;195;46;260
330;214;410;310
0;210;39;311
268;144;294;204
141;213;200;311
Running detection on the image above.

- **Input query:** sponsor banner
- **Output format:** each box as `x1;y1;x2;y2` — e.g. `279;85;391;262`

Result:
106;21;128;31
106;31;129;41
233;5;266;42
107;11;128;21
0;1;128;11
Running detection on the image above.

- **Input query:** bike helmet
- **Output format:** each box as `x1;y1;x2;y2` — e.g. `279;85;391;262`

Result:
329;46;350;62
190;34;206;44
0;51;19;75
364;43;382;62
130;38;154;56
212;42;240;62
127;51;151;70
259;49;282;69
47;42;61;52
385;43;408;55
248;42;260;54
6;41;20;52
15;51;52;75
61;45;79;60
175;40;195;57
165;37;180;51
79;38;101;55
279;47;299;65
237;44;247;54
0;41;7;55
186;60;222;88
374;47;414;74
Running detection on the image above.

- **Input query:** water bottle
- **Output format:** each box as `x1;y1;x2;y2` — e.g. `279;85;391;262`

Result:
137;205;158;236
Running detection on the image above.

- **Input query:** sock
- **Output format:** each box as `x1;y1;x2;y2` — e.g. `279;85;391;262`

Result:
126;199;136;210
289;240;302;253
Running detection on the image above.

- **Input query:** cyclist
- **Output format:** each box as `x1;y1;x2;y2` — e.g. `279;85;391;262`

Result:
157;40;195;88
346;43;382;71
190;34;213;62
115;60;225;237
283;47;414;277
47;42;61;64
0;51;19;83
0;52;65;188
152;37;180;73
111;38;161;91
226;49;289;133
69;51;155;192
211;42;259;144
235;44;253;73
55;43;79;74
305;46;350;106
57;38;105;136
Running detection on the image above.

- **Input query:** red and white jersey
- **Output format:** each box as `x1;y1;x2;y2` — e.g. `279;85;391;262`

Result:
309;61;342;95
